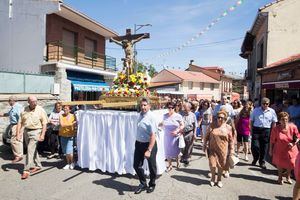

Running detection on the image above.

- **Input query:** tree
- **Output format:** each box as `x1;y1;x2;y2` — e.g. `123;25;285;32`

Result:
135;62;157;78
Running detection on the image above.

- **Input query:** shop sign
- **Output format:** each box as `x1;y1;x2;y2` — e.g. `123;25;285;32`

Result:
277;70;293;81
275;83;289;88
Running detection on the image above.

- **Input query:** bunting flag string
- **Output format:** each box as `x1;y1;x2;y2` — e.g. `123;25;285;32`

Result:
144;0;244;63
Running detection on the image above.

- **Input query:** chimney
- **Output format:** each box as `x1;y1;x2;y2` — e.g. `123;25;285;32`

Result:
189;60;194;65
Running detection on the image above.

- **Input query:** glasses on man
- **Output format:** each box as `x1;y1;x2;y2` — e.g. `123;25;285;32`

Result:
217;116;224;120
168;107;174;109
263;102;269;105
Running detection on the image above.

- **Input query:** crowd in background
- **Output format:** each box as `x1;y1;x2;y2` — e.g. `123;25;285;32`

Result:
160;95;300;199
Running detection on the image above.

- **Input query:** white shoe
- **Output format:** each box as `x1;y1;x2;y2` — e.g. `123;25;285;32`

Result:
224;171;230;178
245;155;249;161
217;181;223;188
69;163;75;170
208;172;212;178
63;164;70;170
209;181;214;187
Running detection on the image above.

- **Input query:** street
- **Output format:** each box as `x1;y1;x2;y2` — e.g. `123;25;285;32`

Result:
0;140;293;200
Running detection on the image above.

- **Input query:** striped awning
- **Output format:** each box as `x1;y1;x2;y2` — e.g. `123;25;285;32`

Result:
71;80;110;92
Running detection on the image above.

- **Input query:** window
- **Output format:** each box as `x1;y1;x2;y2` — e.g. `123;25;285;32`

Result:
257;39;264;68
188;82;193;90
62;29;76;58
85;38;97;58
200;82;204;90
210;83;214;91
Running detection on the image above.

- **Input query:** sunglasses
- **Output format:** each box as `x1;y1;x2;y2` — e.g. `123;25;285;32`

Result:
217;116;225;120
168;107;174;109
263;103;269;105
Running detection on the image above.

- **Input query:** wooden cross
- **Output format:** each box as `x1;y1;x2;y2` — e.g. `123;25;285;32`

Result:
110;29;150;77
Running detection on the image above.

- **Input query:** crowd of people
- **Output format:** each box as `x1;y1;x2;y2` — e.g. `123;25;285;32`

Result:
1;95;300;198
0;96;77;180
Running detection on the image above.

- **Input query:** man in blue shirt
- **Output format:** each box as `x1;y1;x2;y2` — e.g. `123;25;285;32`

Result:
133;97;157;194
250;97;277;169
0;96;23;163
213;95;235;120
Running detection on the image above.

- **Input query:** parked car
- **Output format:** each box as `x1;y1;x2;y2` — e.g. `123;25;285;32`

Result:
1;104;55;154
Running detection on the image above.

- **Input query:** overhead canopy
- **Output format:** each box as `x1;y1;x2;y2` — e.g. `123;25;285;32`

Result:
71;80;110;92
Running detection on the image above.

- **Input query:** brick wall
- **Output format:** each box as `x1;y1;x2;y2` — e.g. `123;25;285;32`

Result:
46;14;105;55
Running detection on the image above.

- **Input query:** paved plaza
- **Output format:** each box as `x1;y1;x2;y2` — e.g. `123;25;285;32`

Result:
0;140;293;200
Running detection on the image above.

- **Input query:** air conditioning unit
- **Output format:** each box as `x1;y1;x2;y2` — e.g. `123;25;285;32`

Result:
51;83;60;95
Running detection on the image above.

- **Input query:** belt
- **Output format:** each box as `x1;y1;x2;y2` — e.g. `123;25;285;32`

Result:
25;128;41;131
136;140;149;144
253;126;270;131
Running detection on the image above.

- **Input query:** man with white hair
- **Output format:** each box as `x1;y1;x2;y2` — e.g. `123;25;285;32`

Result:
213;95;235;120
0;96;23;163
16;96;48;180
180;102;197;165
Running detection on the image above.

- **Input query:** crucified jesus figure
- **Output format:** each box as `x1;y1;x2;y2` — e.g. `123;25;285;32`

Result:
110;29;149;77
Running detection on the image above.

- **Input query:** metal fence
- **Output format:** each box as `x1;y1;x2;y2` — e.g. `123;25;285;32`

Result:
0;71;54;94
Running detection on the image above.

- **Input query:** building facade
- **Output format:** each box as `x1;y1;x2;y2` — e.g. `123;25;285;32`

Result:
150;69;220;100
187;63;233;99
0;0;118;101
240;0;300;101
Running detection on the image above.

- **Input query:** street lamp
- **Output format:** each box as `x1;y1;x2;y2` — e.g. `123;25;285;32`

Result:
134;23;152;72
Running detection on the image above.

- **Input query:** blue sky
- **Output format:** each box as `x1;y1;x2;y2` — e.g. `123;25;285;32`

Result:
64;0;273;75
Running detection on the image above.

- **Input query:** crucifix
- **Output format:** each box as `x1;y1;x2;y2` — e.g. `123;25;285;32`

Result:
110;29;150;78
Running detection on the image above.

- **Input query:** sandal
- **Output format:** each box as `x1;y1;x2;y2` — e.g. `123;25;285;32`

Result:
286;179;293;184
166;166;173;172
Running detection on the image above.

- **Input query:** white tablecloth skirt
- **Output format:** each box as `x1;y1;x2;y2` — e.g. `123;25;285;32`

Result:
76;109;167;175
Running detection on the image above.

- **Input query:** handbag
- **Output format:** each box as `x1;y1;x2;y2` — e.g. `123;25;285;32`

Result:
183;124;194;134
178;135;186;149
229;155;239;169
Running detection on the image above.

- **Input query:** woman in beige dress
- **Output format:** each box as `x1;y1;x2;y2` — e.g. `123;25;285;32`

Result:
203;110;234;188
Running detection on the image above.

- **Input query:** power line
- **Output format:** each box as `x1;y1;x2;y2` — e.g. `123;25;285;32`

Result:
107;37;244;51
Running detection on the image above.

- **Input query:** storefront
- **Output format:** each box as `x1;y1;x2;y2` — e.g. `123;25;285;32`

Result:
67;70;110;101
259;57;300;103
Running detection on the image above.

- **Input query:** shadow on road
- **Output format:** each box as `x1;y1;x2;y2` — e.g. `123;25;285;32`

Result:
230;173;276;184
249;167;278;176
178;167;210;178
93;175;134;195
171;175;209;185
239;195;269;200
1;163;23;174
275;196;292;200
0;144;13;161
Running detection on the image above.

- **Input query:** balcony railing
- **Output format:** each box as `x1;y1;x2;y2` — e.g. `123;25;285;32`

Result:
45;41;117;71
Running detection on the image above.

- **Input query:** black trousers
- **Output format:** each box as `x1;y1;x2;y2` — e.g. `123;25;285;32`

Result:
48;130;62;155
133;141;157;187
251;127;271;164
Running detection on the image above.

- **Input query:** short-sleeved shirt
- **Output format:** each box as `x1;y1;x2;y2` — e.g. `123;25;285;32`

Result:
59;114;76;137
20;105;48;129
250;106;278;128
181;111;197;131
136;111;157;143
201;108;212;125
8;103;23;125
49;110;64;131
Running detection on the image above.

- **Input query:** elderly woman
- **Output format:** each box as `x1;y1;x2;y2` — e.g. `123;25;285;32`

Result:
162;102;184;171
269;112;299;184
203;111;234;188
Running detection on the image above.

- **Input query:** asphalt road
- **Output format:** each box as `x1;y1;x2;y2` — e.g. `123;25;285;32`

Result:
0;141;294;200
